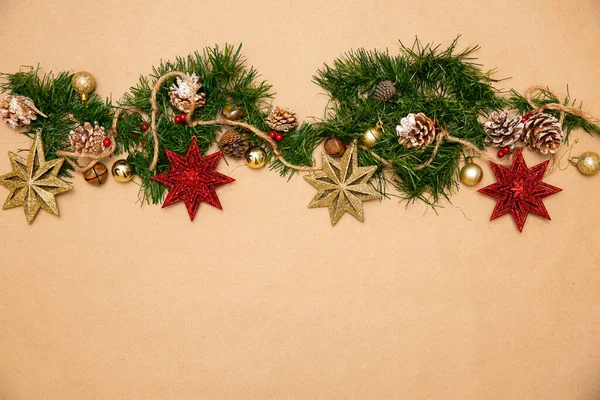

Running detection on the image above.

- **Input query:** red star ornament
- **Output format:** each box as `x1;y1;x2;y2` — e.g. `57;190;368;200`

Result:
151;138;235;221
478;148;562;232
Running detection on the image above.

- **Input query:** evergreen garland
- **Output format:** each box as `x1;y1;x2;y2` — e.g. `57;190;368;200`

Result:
1;39;598;210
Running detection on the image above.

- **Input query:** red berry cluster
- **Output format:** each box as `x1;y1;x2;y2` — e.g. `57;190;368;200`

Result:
268;130;284;142
174;113;187;124
497;146;510;158
133;123;150;139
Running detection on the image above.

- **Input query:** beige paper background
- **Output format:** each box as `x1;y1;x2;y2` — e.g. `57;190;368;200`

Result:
1;0;600;398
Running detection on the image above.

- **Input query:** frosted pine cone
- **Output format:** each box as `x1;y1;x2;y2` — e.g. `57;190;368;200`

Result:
218;129;249;158
373;80;397;102
522;112;564;154
69;122;107;155
266;106;298;132
0;95;46;129
396;113;437;149
168;73;206;113
483;111;524;149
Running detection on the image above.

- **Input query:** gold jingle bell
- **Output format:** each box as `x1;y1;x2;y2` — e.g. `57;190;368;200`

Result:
111;159;135;182
71;71;96;103
361;120;383;148
245;147;267;169
569;152;600;176
460;161;483;186
83;162;108;186
324;137;345;157
222;104;245;121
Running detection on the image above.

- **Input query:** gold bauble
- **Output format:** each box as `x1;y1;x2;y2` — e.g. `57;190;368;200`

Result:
361;126;381;148
244;147;267;169
111;159;135;182
222;104;245;120
460;162;483;186
569;152;600;176
71;71;96;103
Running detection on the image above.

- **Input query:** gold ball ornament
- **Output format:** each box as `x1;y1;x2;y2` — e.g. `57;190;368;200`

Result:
71;71;96;103
244;147;267;169
460;162;483;186
361;121;383;148
222;104;245;121
111;159;135;182
569;152;600;176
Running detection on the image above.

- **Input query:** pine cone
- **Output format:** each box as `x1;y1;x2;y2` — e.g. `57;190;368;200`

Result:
69;122;107;155
483;111;524;149
266;106;298;132
0;95;45;129
396;113;437;149
168;73;206;113
522;112;564;154
218;129;249;158
373;80;397;102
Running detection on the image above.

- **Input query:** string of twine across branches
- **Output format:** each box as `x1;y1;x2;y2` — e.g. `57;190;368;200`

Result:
58;71;600;176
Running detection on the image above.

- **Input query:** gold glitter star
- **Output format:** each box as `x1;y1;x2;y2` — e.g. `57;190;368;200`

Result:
304;143;380;226
0;132;72;224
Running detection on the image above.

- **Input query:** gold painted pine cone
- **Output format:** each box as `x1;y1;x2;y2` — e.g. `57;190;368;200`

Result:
484;111;523;149
0;95;45;129
69;122;107;155
168;73;206;113
266;106;298;132
396;112;437;149
218;129;249;158
522;112;564;154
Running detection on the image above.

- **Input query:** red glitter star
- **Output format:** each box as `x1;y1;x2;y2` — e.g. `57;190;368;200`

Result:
478;148;561;232
151;138;235;221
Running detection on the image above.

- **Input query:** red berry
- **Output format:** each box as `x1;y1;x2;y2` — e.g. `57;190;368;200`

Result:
502;147;510;154
174;115;181;124
269;131;277;139
131;132;137;139
103;138;112;147
179;113;187;123
497;150;505;158
521;114;532;123
275;133;283;142
141;123;149;131
344;144;349;149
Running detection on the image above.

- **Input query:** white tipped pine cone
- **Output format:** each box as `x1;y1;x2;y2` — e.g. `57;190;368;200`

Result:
168;73;206;113
484;111;524;149
266;106;298;132
69;122;107;155
522;112;564;154
396;113;437;149
0;95;46;129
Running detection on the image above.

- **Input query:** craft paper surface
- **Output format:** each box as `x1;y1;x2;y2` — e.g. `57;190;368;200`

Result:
0;0;599;398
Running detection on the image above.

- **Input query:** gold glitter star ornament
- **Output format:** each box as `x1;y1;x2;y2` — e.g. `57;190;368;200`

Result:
304;143;380;226
0;133;73;224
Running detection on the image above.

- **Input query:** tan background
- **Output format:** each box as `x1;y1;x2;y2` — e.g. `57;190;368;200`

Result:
1;0;600;399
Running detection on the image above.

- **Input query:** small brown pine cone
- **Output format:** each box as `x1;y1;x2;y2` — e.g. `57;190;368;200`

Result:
218;129;249;158
483;111;524;149
0;95;45;129
522;112;564;154
168;73;206;113
266;106;298;132
69;122;107;155
373;80;397;102
396;113;437;149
